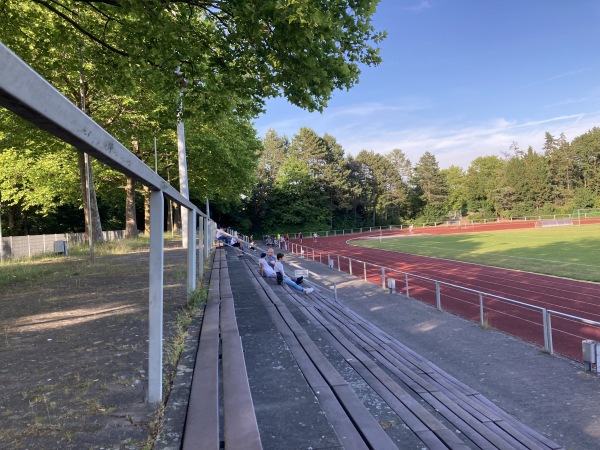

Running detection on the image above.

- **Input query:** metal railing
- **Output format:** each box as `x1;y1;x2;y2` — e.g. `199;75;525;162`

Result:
288;242;600;363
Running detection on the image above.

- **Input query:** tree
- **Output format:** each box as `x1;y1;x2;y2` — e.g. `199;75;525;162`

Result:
1;0;385;236
464;156;506;214
572;127;600;195
353;151;395;226
441;165;467;214
544;132;577;204
412;152;447;204
504;146;550;211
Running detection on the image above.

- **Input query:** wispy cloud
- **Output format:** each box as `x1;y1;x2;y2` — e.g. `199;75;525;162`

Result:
405;1;433;12
329;112;600;168
525;69;585;88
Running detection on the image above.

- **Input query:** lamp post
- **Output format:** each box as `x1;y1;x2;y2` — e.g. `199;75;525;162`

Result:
175;67;190;248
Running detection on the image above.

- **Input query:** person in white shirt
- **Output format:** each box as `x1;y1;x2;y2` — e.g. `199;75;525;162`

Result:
216;228;230;245
258;253;276;278
274;253;313;294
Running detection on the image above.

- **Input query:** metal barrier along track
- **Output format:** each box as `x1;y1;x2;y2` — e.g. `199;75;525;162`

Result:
289;243;600;363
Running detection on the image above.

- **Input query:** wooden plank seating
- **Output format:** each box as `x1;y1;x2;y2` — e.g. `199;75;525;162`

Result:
244;255;563;449
241;261;398;450
182;249;262;450
291;286;564;449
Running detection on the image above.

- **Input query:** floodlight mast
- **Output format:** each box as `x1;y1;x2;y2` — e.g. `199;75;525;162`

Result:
175;67;190;248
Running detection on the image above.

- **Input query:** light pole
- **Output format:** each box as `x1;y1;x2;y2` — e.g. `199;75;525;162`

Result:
175;67;190;248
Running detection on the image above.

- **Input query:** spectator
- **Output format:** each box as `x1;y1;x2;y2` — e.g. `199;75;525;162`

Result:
258;252;276;278
274;253;313;294
216;228;229;245
266;248;277;267
231;234;244;256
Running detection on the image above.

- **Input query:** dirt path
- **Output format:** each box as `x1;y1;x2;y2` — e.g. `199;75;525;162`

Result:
0;247;191;449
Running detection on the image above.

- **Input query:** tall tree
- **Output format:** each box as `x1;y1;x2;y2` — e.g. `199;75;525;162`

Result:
544;132;577;204
1;0;385;235
441;165;467;214
572;127;600;195
412;152;447;204
464;155;506;214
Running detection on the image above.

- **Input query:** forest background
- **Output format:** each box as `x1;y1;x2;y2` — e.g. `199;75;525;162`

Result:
1;2;600;239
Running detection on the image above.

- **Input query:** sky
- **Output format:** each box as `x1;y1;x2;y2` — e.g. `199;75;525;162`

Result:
253;0;600;169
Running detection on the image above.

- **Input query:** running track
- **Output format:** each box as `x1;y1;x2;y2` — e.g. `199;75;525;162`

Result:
289;222;600;362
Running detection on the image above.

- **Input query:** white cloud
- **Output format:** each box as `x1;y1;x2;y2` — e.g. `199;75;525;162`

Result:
405;1;433;12
328;111;600;169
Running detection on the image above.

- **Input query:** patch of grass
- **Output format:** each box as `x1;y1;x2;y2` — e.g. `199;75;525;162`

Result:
353;224;600;282
145;285;209;449
0;237;152;288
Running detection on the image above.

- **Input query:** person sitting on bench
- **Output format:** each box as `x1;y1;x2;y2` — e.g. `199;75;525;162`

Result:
274;253;313;294
265;247;277;268
230;233;244;256
216;228;230;245
258;253;276;279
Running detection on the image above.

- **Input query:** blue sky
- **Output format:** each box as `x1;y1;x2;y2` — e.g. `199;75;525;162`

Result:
253;0;600;169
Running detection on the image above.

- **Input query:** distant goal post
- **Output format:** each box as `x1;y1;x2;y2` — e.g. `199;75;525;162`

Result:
573;209;600;226
444;210;462;228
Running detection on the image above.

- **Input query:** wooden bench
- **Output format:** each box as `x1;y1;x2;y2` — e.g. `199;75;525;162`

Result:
241;254;563;449
241;258;400;450
182;248;262;450
297;287;564;449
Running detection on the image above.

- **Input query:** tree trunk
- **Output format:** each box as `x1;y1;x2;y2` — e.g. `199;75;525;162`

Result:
125;177;138;238
143;185;151;236
172;203;181;234
78;152;104;243
8;205;16;234
125;140;139;238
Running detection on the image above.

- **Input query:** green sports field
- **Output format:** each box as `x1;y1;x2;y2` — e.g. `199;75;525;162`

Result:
351;224;600;282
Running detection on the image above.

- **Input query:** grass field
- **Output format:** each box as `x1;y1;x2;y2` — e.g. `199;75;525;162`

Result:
352;224;600;282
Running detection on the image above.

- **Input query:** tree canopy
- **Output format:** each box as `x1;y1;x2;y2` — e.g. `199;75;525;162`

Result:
0;0;385;234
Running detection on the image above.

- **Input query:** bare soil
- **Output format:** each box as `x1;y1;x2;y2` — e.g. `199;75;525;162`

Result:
0;247;191;449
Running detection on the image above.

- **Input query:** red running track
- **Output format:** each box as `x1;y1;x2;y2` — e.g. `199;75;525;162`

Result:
290;221;600;362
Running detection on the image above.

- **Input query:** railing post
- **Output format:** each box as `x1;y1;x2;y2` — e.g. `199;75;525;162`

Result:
479;293;484;326
312;248;315;260
319;252;322;264
405;273;409;298
349;258;353;276
337;255;341;271
187;209;197;292
198;215;204;281
436;281;441;310
363;262;367;282
381;267;385;289
148;189;164;404
543;309;553;354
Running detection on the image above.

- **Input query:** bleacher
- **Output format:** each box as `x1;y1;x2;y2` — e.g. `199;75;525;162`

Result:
157;246;565;449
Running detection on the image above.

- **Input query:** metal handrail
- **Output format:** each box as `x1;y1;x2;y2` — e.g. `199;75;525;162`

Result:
290;242;600;359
